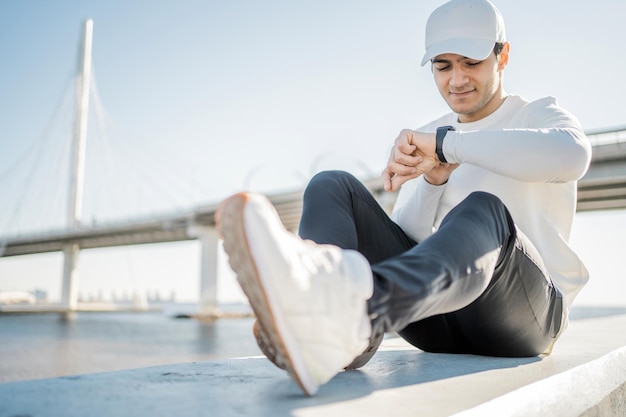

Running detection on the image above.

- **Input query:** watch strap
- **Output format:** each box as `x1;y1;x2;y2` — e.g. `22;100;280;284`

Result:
436;125;454;163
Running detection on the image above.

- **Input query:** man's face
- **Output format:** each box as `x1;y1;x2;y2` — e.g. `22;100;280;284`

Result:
432;47;508;123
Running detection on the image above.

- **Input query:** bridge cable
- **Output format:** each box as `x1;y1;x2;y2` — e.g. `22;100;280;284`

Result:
0;73;75;236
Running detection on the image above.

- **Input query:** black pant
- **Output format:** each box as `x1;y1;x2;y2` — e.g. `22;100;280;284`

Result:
299;171;563;357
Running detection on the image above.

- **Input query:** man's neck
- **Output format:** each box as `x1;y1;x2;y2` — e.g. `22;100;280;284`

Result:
457;88;508;123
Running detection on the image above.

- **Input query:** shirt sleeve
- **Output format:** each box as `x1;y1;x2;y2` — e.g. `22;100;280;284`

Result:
443;99;592;183
391;176;445;242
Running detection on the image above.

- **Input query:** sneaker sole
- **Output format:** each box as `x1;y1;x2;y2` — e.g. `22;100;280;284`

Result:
218;193;318;396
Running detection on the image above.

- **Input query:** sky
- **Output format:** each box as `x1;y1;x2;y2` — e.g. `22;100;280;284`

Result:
0;0;625;307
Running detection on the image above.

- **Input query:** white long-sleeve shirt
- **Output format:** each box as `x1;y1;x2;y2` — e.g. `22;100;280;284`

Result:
391;95;592;310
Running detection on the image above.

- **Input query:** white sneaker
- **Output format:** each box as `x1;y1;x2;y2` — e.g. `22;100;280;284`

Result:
217;192;373;396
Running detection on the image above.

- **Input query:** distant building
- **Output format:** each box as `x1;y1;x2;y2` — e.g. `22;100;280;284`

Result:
31;289;48;302
0;291;36;305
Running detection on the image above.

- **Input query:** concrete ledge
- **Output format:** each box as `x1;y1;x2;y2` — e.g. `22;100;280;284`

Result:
452;347;626;417
1;315;625;417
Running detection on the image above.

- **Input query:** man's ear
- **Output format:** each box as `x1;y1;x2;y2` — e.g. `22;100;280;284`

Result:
498;42;510;70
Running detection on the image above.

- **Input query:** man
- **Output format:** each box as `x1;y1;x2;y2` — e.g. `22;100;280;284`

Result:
216;0;591;396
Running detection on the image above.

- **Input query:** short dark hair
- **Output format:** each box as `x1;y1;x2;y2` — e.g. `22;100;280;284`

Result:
493;42;505;56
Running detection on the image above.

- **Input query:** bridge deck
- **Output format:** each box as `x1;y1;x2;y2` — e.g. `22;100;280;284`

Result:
1;141;625;258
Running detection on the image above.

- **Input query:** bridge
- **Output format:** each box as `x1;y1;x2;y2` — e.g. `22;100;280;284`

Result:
2;134;626;312
1;21;626;314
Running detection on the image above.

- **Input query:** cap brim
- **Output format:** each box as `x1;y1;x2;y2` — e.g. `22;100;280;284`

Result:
420;38;495;66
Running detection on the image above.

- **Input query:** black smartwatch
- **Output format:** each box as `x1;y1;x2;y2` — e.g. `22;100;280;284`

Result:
436;125;455;163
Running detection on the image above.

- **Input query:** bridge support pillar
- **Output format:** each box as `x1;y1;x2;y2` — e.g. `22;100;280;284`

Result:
61;243;79;311
189;225;221;315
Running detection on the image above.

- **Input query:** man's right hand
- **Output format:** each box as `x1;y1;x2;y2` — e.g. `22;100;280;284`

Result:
382;129;441;192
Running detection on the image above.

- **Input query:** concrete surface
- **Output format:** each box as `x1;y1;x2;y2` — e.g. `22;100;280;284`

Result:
1;314;625;417
452;347;626;417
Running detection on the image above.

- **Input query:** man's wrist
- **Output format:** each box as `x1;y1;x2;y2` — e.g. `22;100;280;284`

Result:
423;175;448;186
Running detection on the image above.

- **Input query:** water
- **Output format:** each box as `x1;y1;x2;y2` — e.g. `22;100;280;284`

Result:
0;304;261;383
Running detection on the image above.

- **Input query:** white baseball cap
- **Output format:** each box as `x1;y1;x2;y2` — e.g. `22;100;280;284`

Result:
421;0;506;66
